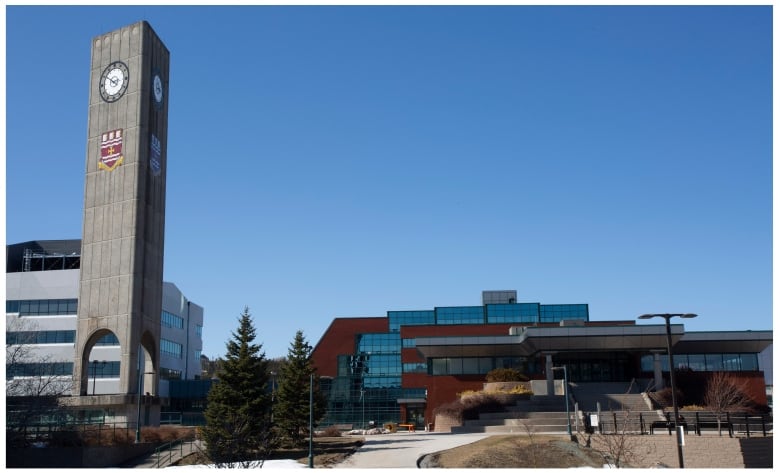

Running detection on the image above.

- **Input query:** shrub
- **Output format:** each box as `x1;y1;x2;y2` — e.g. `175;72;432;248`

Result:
681;404;706;411
433;391;514;423
485;368;528;382
316;425;342;437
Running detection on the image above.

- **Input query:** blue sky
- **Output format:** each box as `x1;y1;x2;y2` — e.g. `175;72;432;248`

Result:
5;6;773;359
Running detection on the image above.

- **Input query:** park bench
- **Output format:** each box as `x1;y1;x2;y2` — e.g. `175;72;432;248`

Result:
398;423;416;432
649;420;688;435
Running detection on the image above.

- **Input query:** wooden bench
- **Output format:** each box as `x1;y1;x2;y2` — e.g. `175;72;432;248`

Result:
398;423;416;432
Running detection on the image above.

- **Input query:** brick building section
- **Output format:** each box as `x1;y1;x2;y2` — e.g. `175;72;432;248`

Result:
311;317;388;377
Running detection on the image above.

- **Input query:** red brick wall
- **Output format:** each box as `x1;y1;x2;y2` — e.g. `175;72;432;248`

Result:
311;317;387;377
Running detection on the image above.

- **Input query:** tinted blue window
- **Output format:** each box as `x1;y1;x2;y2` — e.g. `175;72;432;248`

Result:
486;303;539;323
435;306;484;325
9;298;78;316
539;304;589;323
388;310;435;331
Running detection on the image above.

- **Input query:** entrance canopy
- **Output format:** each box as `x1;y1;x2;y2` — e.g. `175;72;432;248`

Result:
415;324;686;358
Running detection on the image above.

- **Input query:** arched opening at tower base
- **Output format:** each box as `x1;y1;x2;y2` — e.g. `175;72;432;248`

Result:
64;329;162;427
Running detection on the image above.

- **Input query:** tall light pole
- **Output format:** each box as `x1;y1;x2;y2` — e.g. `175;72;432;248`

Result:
638;313;698;469
91;360;106;395
308;373;314;469
135;346;143;443
270;371;277;423
552;366;571;435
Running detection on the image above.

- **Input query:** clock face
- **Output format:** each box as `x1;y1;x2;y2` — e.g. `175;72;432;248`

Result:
152;73;164;105
99;61;129;103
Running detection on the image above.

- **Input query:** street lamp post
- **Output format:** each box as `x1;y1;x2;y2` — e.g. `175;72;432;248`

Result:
270;371;277;423
309;373;314;469
638;313;698;469
91;360;106;395
552;366;572;435
135;346;143;443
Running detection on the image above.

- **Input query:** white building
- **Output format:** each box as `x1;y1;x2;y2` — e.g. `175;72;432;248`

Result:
6;240;203;398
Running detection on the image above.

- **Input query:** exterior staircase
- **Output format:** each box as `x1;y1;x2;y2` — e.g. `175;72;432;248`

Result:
451;395;574;434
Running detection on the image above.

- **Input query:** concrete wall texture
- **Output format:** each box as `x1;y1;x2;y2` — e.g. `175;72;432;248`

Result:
583;434;772;468
75;21;170;397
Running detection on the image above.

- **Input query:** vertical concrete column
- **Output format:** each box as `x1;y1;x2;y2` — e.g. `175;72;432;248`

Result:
653;351;665;390
545;354;554;395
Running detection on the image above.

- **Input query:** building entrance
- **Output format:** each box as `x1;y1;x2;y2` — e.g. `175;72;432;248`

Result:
405;404;426;429
556;353;633;382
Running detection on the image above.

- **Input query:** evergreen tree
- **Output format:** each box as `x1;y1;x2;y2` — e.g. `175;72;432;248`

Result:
273;330;327;446
202;307;273;466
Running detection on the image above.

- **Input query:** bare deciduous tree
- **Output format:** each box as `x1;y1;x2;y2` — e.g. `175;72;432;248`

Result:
578;409;652;468
6;316;73;443
704;371;752;436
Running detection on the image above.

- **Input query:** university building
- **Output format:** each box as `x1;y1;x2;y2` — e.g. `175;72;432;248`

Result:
6;239;205;424
311;290;771;430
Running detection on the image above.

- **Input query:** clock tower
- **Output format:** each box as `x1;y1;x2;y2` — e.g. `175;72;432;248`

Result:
72;21;169;423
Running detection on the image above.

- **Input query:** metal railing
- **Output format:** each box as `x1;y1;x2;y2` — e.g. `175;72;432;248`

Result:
593;411;772;437
7;421;137;447
153;437;200;468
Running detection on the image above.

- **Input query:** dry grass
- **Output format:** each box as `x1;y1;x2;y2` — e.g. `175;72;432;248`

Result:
427;435;607;468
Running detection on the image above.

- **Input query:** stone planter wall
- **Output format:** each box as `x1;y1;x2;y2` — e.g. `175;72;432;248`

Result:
483;381;531;392
432;413;461;433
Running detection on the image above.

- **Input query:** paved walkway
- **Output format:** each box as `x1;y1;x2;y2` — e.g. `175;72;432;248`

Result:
335;431;490;468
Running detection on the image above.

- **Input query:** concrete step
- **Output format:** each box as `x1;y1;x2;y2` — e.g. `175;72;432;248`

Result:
480;410;570;420
452;423;571;434
464;417;571;427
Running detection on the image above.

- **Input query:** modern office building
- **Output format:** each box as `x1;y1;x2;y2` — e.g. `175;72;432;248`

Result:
6;239;203;420
311;290;772;430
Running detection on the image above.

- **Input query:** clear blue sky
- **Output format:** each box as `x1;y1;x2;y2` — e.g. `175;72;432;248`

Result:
5;6;773;360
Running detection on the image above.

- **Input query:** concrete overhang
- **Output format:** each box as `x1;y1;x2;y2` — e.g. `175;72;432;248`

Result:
396;398;426;404
675;331;772;354
415;324;685;358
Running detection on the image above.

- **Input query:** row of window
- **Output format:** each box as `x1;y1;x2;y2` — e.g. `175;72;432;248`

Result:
161;339;183;358
7;301;202;338
356;333;401;354
430;357;497;375
428;356;530;376
86;361;120;377
387;303;589;330
402;362;426;373
7;362;74;378
640;353;759;372
7;330;76;345
6;299;78;316
162;311;184;329
9;360;193;380
6;331;122;347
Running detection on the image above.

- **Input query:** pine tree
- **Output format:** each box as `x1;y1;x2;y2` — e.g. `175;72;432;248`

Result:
273;330;327;446
202;307;273;466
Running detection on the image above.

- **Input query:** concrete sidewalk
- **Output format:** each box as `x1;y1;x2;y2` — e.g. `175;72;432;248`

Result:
335;431;490;468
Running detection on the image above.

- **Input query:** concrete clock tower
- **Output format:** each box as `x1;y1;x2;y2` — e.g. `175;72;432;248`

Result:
72;21;170;422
